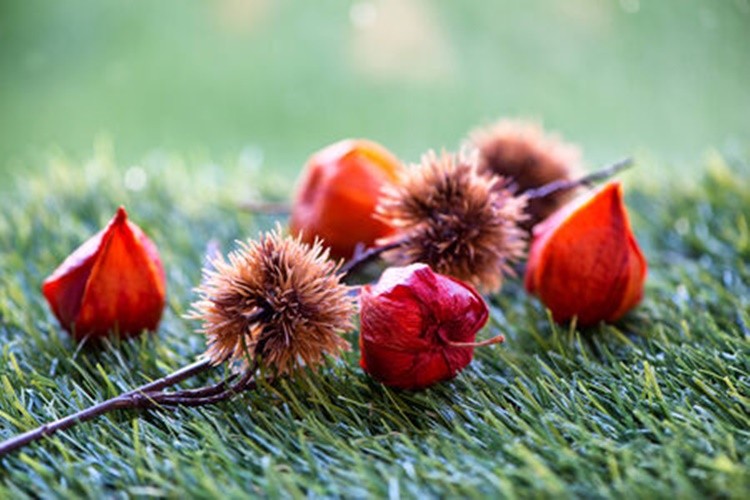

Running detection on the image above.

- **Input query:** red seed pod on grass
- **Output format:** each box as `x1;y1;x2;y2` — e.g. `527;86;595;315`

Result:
42;207;166;340
524;181;647;326
359;263;503;390
290;139;402;259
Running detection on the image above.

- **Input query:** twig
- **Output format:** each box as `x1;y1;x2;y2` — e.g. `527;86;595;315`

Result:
157;373;238;399
0;358;213;457
525;157;633;200
338;240;403;277
0;312;267;458
153;368;258;407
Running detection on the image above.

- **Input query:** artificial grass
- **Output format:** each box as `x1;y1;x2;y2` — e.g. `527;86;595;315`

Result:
0;149;748;498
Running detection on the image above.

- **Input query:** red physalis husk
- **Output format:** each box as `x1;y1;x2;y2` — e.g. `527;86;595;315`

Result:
289;138;402;259
42;206;166;340
359;263;503;390
524;181;647;326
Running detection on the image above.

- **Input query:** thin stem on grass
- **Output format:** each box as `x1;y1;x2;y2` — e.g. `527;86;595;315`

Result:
152;367;258;407
524;157;633;200
338;240;403;277
0;312;266;458
0;358;213;457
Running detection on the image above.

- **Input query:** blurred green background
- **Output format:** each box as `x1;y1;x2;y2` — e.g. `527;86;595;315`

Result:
1;0;748;185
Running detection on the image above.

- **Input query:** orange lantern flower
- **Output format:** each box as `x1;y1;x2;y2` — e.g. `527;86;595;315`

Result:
289;139;402;259
42;207;166;340
524;181;647;326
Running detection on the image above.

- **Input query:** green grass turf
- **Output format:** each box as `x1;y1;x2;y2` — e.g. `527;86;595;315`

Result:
0;148;748;498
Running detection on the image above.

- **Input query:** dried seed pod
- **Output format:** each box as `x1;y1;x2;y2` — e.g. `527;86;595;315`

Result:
525;181;647;326
469;119;582;225
290;139;402;259
359;264;501;390
42;207;166;340
376;149;527;292
191;225;355;374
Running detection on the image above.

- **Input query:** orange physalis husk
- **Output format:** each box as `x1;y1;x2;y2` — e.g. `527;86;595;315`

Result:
360;263;503;390
524;181;647;326
289;138;402;259
42;206;167;340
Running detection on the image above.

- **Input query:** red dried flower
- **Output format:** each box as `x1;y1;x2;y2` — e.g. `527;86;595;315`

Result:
42;207;166;340
290;139;402;259
524;181;647;326
359;263;503;390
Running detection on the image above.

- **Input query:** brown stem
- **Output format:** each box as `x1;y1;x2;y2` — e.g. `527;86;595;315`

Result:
0;310;271;458
524;157;633;200
154;368;258;407
158;373;238;399
0;358;213;457
338;240;403;277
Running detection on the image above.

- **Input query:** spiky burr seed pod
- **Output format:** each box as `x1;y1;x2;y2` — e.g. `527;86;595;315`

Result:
191;225;355;375
468;119;582;226
376;150;527;293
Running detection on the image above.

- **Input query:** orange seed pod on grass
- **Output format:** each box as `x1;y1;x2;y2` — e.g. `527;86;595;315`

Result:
290;139;402;259
42;207;166;340
524;181;647;326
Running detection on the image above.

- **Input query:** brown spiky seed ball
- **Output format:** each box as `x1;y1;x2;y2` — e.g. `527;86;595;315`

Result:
376;150;527;293
469;119;582;225
191;226;355;374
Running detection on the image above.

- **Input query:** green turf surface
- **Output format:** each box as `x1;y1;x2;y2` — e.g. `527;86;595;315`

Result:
0;148;747;497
